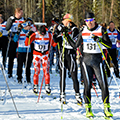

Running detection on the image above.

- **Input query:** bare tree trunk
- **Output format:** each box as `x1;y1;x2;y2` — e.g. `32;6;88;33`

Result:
102;0;105;23
93;0;96;13
4;0;7;19
110;0;114;21
28;0;31;17
76;1;79;27
42;0;45;22
25;0;27;18
31;0;32;18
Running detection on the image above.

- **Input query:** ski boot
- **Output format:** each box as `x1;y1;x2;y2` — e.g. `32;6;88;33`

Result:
92;75;97;87
45;84;51;95
75;93;83;106
68;71;71;78
33;84;38;94
55;66;60;74
104;103;113;117
60;93;66;104
8;74;12;78
49;66;52;74
81;79;84;85
85;103;94;118
18;79;22;84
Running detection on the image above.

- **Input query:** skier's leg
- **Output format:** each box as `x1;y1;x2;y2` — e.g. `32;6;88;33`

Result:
33;55;41;93
93;62;109;103
17;53;24;83
82;62;94;117
26;53;32;83
93;62;113;117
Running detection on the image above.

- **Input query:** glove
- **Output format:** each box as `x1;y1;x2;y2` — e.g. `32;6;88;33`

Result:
16;27;22;35
91;34;102;42
57;24;65;32
26;30;34;38
62;27;68;35
10;16;16;23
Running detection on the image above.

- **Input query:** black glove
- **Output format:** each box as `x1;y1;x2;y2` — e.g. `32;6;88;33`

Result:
62;27;69;35
10;16;16;23
57;24;65;32
26;30;34;38
16;27;22;35
91;34;102;42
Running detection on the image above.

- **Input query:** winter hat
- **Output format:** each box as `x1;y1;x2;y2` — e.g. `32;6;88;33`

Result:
63;13;73;22
85;12;95;19
39;25;46;35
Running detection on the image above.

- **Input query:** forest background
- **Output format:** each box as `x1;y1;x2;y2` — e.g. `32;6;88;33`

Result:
0;0;120;28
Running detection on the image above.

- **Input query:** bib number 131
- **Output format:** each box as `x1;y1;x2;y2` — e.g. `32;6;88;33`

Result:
87;43;96;50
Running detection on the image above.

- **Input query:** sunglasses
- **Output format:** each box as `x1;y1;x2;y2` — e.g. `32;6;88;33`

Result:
85;18;94;22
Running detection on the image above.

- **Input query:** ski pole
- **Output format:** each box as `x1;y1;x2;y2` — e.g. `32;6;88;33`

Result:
97;42;120;98
106;49;118;76
37;75;45;103
92;83;98;97
21;36;31;93
0;63;20;118
0;86;4;101
61;34;66;119
5;31;12;67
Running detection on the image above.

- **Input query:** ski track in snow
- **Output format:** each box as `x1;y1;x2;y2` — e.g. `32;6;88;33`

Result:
0;55;120;120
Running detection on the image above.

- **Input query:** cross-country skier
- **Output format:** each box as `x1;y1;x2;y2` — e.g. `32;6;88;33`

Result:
13;19;33;84
0;14;8;68
106;21;120;79
6;7;25;78
53;13;82;105
25;25;57;94
48;17;60;74
66;12;113;118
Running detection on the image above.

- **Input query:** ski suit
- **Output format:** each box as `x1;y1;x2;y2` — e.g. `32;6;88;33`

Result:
13;28;32;83
53;23;80;95
6;16;25;76
48;26;59;72
25;31;57;85
0;21;8;67
67;24;112;104
106;28;120;77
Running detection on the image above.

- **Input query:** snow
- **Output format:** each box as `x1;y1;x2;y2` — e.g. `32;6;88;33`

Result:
0;53;120;120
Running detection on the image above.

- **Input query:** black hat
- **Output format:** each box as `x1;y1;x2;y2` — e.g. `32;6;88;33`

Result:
52;17;59;24
85;12;95;19
39;25;46;35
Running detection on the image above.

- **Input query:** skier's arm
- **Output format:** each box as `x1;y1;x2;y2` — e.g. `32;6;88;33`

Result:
71;27;79;38
49;33;58;47
66;31;83;50
117;31;120;40
6;16;16;31
53;24;65;43
92;27;112;48
25;32;35;46
53;34;62;43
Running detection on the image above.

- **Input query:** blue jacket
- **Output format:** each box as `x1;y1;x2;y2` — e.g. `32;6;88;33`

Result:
13;28;31;53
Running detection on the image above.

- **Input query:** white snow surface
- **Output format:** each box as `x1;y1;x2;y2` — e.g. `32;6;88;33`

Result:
0;54;120;120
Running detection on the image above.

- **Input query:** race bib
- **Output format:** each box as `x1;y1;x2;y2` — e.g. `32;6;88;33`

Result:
35;40;49;53
110;37;115;44
86;43;96;50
